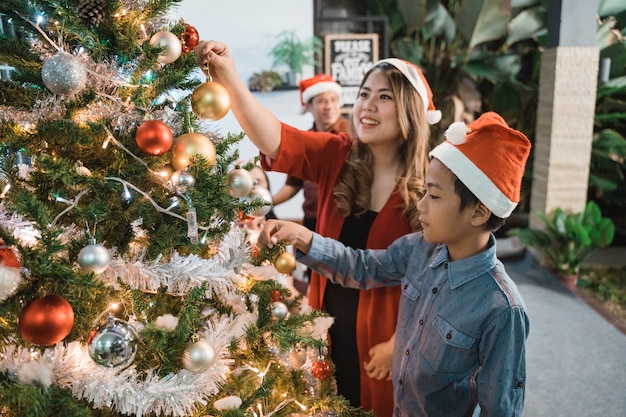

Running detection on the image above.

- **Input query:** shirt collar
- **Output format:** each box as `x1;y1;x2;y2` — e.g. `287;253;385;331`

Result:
429;234;498;289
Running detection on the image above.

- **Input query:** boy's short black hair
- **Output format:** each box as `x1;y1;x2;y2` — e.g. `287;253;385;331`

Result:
455;177;506;232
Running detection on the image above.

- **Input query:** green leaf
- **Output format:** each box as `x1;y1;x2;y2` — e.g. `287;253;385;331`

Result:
457;0;511;49
507;6;547;45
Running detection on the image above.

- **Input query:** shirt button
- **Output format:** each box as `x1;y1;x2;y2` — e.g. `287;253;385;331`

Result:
405;349;409;355
419;319;424;325
432;287;438;294
403;284;408;290
398;378;403;385
444;263;448;269
517;381;524;388
446;332;452;339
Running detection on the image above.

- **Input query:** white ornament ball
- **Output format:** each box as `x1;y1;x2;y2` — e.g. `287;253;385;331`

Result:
41;52;87;95
270;301;289;320
183;339;216;373
226;167;254;198
87;315;139;369
78;240;111;274
242;185;273;217
149;31;182;64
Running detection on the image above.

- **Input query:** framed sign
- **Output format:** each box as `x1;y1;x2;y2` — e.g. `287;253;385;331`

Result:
324;33;379;108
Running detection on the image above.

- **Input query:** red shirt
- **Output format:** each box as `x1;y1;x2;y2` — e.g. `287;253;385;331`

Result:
262;123;412;417
283;116;350;220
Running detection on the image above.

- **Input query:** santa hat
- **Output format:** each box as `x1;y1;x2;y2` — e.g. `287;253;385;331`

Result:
429;112;531;218
299;74;343;113
0;243;21;302
376;58;442;125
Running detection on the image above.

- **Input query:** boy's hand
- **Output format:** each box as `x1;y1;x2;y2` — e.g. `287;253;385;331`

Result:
258;220;313;254
364;335;395;381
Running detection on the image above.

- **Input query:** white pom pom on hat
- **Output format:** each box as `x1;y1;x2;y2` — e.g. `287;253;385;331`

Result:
429;112;531;218
298;74;343;114
376;58;442;125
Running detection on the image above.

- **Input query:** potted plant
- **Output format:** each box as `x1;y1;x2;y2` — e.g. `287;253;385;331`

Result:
269;30;322;86
507;201;615;289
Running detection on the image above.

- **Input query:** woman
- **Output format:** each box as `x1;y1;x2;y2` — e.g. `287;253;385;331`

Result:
195;40;440;416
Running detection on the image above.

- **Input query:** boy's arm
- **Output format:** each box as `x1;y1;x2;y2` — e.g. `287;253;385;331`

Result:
476;308;529;416
259;220;410;290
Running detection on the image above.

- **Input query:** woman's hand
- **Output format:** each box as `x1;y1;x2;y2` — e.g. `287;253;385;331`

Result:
193;40;237;85
259;220;313;254
363;334;395;381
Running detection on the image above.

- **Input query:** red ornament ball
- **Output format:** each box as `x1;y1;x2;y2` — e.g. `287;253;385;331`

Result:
270;289;282;303
18;294;75;346
311;358;332;380
181;24;200;54
135;120;173;156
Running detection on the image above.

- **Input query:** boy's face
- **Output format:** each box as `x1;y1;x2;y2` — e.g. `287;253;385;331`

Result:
417;159;478;246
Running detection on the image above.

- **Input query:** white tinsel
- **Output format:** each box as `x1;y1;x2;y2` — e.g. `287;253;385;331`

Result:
0;204;40;247
0;316;237;416
98;228;248;297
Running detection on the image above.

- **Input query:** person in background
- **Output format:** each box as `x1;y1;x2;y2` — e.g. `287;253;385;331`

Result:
250;165;278;220
272;74;349;294
258;112;531;417
194;40;441;417
238;165;278;241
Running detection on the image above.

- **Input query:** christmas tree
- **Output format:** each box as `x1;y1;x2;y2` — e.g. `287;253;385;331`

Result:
0;1;372;416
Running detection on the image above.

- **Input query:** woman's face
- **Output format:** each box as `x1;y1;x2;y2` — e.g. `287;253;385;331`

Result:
250;166;269;190
352;68;402;148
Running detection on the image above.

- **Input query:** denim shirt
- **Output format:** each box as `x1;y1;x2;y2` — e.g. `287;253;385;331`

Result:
302;232;529;417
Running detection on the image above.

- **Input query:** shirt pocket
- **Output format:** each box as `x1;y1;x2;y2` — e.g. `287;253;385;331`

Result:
421;315;476;373
397;279;420;329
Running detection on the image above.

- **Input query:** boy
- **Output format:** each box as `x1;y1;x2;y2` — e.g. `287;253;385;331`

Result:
258;112;531;417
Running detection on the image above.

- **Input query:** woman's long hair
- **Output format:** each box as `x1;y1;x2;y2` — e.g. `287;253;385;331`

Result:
333;62;430;231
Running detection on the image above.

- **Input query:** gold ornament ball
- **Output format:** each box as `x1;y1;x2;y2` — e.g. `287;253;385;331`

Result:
191;81;230;121
171;132;216;171
274;252;296;275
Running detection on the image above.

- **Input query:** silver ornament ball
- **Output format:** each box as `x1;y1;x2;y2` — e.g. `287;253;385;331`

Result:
226;167;254;198
78;240;111;274
171;170;196;193
271;301;289;320
242;185;273;217
41;52;87;95
149;31;182;64
87;315;139;369
183;339;216;373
